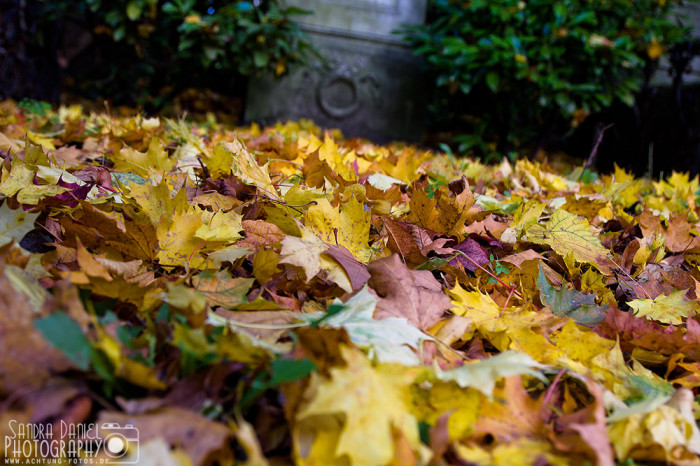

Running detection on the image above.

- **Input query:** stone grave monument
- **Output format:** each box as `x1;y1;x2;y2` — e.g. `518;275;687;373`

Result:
244;0;428;143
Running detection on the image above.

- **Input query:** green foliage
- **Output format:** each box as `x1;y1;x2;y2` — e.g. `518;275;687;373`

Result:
242;357;317;407
402;0;695;156
486;253;510;284
18;98;52;116
42;0;314;107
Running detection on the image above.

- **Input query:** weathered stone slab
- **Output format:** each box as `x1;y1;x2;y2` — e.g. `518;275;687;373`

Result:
651;3;700;86
245;0;428;143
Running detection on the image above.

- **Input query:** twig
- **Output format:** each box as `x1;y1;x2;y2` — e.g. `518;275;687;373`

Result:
584;123;613;171
542;368;566;407
500;285;517;317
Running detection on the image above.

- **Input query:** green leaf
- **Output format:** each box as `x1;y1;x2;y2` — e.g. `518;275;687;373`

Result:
162;2;178;14
35;313;92;370
485;71;500;92
113;25;126;42
253;49;269;68
126;1;142;21
269;358;316;385
537;264;607;326
242;357;316;407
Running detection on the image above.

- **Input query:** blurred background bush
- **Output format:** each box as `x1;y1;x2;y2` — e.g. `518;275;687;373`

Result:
2;0;314;118
2;0;700;175
402;0;696;165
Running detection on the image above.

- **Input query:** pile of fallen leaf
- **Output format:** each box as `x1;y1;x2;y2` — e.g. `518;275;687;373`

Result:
1;99;699;465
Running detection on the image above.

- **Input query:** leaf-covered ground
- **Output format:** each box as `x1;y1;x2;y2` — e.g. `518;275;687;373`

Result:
1;100;699;465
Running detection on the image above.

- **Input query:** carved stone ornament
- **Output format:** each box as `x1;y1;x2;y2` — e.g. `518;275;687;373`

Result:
245;0;428;143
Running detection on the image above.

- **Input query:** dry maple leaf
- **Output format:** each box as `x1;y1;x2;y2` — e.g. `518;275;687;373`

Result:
368;254;452;330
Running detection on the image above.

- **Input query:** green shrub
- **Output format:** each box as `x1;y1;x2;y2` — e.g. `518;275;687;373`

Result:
42;0;314;108
402;0;695;158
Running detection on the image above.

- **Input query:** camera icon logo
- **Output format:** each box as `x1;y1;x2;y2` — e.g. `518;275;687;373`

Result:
101;423;139;464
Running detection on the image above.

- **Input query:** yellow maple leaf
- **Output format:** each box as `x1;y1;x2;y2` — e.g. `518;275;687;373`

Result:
195;209;244;243
551;320;615;367
409;182;475;235
411;380;481;441
223;139;280;200
156;210;209;269
454;438;571;466
608;403;700;462
252;247;281;284
317;132;356;180
0;158;69;204
448;283;561;363
113;137;174;176
628;290;697;325
378;147;430;184
501;200;546;242
279;225;353;292
293;347;422;465
207;143;233;179
526;209;609;265
126;179;189;226
0;202;40;248
305;196;372;263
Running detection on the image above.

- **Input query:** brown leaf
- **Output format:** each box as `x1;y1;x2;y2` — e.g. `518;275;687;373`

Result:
463;214;510;239
0;271;72;394
595;305;687;356
214;308;300;341
550;379;614;466
191;271;255;309
382;216;426;265
474;376;548;442
664;213;700;253
500;249;546;269
302;151;335;188
59;201;157;262
99;408;232;466
323;244;371;291
409;177;476;235
297;327;351;377
238;219;285;251
368;254;451;330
